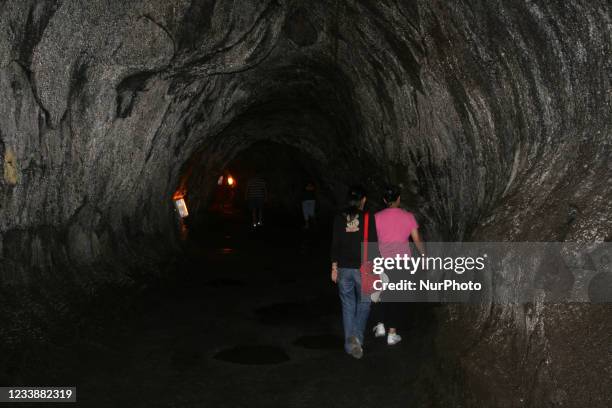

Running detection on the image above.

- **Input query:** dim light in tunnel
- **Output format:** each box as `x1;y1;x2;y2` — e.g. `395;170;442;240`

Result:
227;175;235;187
174;198;189;218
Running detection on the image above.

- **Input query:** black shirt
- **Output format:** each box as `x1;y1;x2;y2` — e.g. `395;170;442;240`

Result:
331;210;379;269
246;177;266;200
302;189;316;201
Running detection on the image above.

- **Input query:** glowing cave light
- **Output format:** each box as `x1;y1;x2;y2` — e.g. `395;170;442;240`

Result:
174;198;189;218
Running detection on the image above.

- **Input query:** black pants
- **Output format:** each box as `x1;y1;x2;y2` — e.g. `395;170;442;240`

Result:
369;269;404;329
370;296;404;329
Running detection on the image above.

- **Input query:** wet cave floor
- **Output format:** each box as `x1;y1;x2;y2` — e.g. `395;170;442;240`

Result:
16;210;439;408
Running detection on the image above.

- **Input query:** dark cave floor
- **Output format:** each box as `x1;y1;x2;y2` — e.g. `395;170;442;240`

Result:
15;210;439;408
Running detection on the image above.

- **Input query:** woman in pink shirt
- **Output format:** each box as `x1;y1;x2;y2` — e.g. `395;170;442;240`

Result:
371;185;425;345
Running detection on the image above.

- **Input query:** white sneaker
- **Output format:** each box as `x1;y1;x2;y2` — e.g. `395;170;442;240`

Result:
373;323;386;338
387;332;402;345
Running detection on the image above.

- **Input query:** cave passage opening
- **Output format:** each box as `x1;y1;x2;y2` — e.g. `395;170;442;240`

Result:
203;140;338;221
2;1;610;405
156;65;442;403
166;58;450;247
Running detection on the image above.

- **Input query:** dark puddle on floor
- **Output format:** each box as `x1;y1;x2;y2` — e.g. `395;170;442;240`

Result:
293;334;343;350
213;345;290;365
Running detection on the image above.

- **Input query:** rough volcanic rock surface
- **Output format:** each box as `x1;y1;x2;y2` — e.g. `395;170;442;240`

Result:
0;1;610;406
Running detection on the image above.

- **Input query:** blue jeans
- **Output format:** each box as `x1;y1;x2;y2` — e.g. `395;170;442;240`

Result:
338;268;371;352
302;200;315;219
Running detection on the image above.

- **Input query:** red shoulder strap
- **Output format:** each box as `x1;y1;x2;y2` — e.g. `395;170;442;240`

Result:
362;212;369;263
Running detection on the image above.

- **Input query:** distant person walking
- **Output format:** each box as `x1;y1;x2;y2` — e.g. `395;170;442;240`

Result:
301;181;316;229
371;185;425;345
331;186;378;359
246;175;267;228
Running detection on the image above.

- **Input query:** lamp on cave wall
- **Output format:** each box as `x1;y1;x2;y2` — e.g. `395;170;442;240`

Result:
174;198;189;218
227;174;235;187
173;190;189;218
